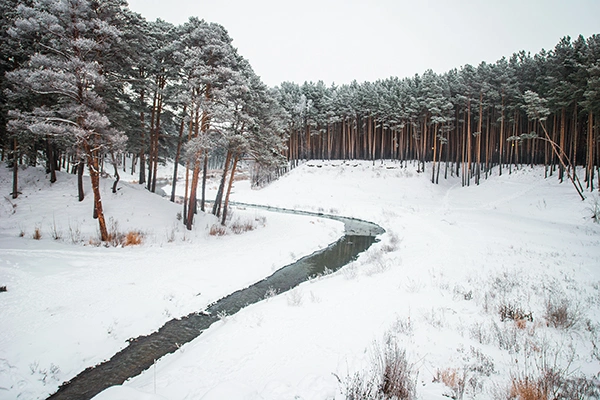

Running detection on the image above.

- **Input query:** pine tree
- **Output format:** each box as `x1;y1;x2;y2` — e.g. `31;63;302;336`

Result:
1;0;37;198
176;18;241;229
6;0;125;241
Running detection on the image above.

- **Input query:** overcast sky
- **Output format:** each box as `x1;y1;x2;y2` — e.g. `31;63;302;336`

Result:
126;0;600;88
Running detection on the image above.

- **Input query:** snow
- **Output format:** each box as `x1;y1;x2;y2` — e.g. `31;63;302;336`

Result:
0;163;343;399
2;160;600;400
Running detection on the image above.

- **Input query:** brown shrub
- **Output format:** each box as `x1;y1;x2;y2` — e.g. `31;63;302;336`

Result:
515;318;528;330
435;368;466;399
499;303;533;323
337;335;416;400
209;224;227;236
123;231;143;246
510;377;545;400
545;298;580;330
230;219;255;234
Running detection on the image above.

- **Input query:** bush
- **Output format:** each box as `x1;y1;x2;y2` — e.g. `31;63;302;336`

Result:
209;224;227;236
508;372;600;400
123;231;143;246
103;218;144;246
68;221;82;243
492;321;521;354
32;226;42;240
499;303;533;323
544;297;580;330
509;376;545;400
435;368;467;400
209;215;267;236
230;219;255;234
230;215;266;235
337;334;416;400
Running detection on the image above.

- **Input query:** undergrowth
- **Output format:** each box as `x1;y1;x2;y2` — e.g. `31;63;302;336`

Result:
209;213;267;236
336;333;417;400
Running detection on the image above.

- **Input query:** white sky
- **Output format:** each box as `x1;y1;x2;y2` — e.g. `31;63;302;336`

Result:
127;0;600;88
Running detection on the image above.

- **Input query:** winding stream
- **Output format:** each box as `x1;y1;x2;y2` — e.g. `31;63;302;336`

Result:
47;205;384;400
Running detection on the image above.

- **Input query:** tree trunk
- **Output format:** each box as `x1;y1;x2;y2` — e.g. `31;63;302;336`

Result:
462;110;467;185
77;160;85;201
499;96;505;175
151;78;164;193
588;111;594;191
111;152;120;194
186;152;202;230
221;154;239;226
539;122;585;200
213;150;232;217
130;154;136;175
85;143;108;241
201;154;208;212
46;138;57;183
431;123;438;184
170;106;187;203
147;82;158;191
12;137;18;199
138;85;146;185
466;100;472;185
559;108;566;182
476;93;482;185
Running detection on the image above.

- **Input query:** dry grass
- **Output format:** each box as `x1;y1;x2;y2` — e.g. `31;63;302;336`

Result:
544;297;580;330
101;218;144;246
32;227;42;240
68;221;82;243
123;231;143;246
50;217;62;240
209;215;266;236
506;363;600;400
515;319;528;330
230;219;256;234
510;376;546;400
337;334;416;400
209;224;227;236
435;367;467;399
499;303;533;323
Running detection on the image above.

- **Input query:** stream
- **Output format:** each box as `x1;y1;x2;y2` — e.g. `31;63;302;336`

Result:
47;205;384;400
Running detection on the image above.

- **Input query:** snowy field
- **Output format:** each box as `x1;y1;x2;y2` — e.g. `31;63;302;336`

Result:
2;160;600;399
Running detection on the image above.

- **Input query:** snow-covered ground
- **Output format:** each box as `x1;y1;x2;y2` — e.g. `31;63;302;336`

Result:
2;160;600;399
0;162;343;399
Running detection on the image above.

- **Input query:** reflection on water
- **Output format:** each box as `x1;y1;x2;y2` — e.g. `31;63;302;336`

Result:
48;211;383;400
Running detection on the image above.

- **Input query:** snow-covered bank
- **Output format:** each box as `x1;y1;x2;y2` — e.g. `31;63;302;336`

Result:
0;165;343;400
114;161;599;399
2;160;600;400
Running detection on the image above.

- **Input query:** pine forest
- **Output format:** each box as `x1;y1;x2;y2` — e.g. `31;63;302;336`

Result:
1;0;600;236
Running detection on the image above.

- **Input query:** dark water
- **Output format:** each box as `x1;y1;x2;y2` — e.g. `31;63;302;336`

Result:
47;207;384;400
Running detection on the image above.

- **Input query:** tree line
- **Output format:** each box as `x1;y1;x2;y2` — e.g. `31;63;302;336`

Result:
1;1;598;241
276;35;600;195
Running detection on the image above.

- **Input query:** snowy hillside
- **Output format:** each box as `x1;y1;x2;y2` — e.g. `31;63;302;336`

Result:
2;160;600;400
0;163;343;399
